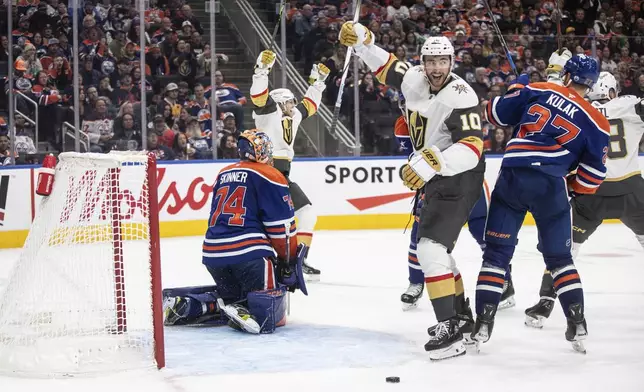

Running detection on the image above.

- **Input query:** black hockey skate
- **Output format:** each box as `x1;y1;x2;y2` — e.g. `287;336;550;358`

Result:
472;304;497;352
221;303;261;334
498;275;516;310
457;298;475;346
524;297;556;329
302;261;321;282
424;318;466;361
401;283;424;311
163;296;192;326
565;303;588;354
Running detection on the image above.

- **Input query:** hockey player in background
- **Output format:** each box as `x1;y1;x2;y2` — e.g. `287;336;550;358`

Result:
250;50;328;281
395;115;490;313
524;72;644;328
340;23;486;360
473;55;610;354
163;130;308;334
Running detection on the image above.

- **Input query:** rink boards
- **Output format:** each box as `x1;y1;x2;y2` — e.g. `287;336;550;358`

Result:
1;156;642;249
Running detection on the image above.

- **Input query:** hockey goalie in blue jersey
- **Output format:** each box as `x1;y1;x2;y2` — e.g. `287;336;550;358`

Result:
162;130;307;334
472;55;610;354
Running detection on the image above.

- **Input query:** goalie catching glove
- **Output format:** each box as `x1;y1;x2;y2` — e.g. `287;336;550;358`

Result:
255;50;276;75
402;146;445;190
276;244;309;295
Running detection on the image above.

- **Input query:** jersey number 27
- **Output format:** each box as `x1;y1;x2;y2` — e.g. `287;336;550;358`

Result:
209;186;247;227
517;104;580;144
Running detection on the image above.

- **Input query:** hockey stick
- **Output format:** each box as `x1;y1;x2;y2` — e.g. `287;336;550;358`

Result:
483;0;517;77
555;0;563;50
285;221;292;316
270;0;287;52
329;0;362;136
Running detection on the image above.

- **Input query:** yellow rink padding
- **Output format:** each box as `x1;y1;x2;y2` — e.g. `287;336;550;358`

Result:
0;215;624;249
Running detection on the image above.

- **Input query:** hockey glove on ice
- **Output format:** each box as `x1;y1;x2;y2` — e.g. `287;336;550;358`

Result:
402;147;444;191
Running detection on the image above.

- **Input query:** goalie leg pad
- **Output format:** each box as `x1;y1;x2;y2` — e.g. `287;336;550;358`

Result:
247;287;288;333
162;286;224;325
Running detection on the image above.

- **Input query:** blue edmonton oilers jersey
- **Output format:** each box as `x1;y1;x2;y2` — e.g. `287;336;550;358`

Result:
203;161;297;267
487;81;610;193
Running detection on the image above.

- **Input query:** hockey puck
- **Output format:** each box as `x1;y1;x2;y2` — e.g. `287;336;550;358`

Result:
386;376;400;383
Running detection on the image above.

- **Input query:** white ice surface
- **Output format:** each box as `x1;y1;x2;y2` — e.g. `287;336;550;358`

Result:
1;225;643;391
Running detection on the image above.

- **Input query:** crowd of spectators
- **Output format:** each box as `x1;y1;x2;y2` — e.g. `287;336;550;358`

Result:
284;0;644;155
2;0;644;165
1;0;248;165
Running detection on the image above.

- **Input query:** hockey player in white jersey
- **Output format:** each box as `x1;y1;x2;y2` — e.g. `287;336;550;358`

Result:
340;23;485;360
525;71;644;328
250;50;329;280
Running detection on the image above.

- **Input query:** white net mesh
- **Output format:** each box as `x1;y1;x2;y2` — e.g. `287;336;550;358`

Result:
0;152;161;377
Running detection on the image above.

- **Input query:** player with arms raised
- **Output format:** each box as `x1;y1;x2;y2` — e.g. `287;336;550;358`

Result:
340;22;485;360
524;72;644;328
163;130;307;334
250;50;329;281
472;56;610;354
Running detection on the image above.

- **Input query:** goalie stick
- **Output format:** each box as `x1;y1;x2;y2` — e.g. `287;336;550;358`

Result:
329;0;362;135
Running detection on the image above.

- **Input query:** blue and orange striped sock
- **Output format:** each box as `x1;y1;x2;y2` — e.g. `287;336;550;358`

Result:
552;265;584;316
475;264;506;316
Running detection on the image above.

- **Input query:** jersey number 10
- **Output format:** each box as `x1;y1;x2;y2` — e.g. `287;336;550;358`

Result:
209;186;247;227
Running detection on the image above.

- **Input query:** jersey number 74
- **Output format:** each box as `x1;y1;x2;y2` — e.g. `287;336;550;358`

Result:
208;186;247;227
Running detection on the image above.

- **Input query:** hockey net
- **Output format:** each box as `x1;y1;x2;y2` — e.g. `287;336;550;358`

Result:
0;152;164;376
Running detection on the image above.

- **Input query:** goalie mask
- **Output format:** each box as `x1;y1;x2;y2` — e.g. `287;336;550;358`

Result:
238;129;274;164
587;72;618;102
269;88;297;116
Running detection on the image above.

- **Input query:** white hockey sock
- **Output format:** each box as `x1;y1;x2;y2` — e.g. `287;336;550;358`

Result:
295;204;317;247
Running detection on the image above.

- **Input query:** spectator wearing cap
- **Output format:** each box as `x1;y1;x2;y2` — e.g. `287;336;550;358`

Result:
174;5;203;35
145;44;170;77
220;112;239;139
121;42;140;65
147;132;175;161
151;114;176;149
13;15;33;41
180;20;194;41
42;23;55;44
56;14;72;39
160;83;182;120
211;70;246;130
14;44;42;79
313;24;339;64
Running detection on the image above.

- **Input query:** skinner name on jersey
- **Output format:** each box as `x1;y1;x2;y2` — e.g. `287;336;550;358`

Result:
219;171;248;184
546;94;579;118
